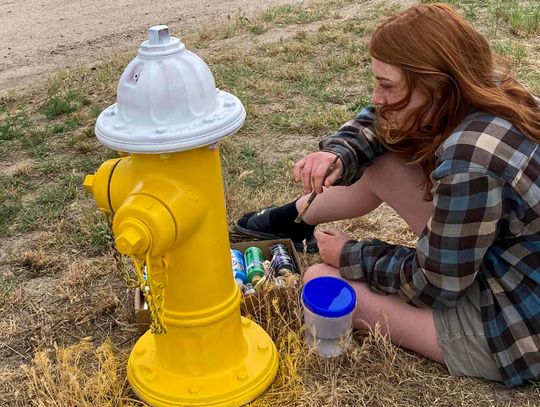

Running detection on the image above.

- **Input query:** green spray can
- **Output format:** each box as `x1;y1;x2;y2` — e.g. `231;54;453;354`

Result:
244;246;265;284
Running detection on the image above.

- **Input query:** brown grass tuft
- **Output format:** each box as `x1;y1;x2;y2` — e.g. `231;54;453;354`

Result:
1;0;540;405
19;250;65;277
22;339;140;407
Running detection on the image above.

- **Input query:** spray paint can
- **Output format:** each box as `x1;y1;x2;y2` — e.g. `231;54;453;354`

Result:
230;249;247;285
244;246;265;284
243;283;256;296
270;244;295;275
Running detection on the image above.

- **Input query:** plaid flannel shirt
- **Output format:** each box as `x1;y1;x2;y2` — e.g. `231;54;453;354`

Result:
320;106;540;388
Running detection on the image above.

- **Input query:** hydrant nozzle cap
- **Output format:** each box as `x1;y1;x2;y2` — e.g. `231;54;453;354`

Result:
83;174;94;193
115;220;151;255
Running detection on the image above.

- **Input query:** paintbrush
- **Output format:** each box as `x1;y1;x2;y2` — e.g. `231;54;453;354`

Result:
294;153;340;223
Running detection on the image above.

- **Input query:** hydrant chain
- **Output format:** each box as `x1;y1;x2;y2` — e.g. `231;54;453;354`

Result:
132;253;167;334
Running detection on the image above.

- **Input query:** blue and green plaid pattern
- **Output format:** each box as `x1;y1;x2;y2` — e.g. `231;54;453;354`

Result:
323;107;540;387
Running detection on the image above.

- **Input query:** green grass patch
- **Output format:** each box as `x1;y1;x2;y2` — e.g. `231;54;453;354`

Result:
189;0;360;47
0;110;29;141
50;117;82;134
304;105;354;133
72;150;118;175
421;0;540;37
494;0;540;36
212;56;271;90
222;143;281;190
519;67;540;94
493;38;527;63
208;16;373;142
17;175;79;233
68;206;115;256
0;275;15;308
42;89;89;120
0;200;22;237
67;127;101;155
0;173;34;236
20;129;52;157
261;4;325;25
87;222;113;252
248;23;266;35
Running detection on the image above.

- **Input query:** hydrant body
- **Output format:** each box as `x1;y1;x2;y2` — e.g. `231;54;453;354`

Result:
84;26;278;406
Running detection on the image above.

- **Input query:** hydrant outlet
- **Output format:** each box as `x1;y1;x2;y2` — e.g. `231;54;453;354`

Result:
83;174;94;193
115;219;151;255
112;193;176;257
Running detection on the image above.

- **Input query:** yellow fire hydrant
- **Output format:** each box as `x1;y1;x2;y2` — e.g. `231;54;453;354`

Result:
83;25;278;406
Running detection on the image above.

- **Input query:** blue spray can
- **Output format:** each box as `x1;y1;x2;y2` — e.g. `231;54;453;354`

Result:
230;249;247;285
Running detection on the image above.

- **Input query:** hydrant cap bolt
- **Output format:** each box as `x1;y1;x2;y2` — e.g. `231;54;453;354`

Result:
148;25;170;45
139;25;184;56
115;220;151;255
94;25;246;154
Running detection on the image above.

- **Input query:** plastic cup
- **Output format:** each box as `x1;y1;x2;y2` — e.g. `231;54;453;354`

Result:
301;276;356;357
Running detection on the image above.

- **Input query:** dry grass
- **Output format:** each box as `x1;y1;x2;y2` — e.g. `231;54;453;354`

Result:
21;339;137;407
1;0;539;406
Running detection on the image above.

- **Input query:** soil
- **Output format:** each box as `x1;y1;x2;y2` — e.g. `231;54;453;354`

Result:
0;0;304;92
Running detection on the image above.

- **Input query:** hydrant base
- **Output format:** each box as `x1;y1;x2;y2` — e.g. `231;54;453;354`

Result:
128;316;279;406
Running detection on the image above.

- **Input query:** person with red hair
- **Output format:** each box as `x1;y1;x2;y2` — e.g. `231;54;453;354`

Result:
234;3;540;387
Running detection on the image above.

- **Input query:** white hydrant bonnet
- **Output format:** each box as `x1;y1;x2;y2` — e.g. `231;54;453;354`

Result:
95;25;246;153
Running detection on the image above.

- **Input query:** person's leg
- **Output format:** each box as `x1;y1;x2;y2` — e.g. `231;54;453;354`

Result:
235;152;431;249
299;152;432;236
303;263;445;364
298;154;446;364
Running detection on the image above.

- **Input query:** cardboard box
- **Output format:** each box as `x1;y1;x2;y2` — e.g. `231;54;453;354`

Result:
134;238;302;334
134;286;151;334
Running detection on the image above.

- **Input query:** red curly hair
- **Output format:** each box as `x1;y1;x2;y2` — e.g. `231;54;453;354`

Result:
368;3;540;198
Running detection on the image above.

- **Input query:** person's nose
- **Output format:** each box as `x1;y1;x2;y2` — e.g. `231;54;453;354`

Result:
371;87;386;107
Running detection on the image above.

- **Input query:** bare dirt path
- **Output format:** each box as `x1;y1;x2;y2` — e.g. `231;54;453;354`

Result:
0;0;302;92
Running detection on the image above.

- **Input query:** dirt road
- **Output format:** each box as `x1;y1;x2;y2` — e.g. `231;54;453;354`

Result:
0;0;302;92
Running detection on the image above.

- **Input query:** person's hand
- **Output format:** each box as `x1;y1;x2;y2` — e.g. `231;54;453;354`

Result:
293;151;343;193
314;228;354;268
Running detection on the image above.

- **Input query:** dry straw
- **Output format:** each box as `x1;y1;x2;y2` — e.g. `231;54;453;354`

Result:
2;0;540;405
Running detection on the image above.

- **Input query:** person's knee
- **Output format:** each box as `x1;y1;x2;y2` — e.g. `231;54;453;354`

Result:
303;263;340;284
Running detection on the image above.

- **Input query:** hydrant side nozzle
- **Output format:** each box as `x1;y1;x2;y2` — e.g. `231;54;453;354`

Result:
115;219;151;255
112;194;176;257
83;174;95;193
85;158;123;213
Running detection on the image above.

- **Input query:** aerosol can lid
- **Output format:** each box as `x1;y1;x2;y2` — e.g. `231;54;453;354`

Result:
95;25;245;153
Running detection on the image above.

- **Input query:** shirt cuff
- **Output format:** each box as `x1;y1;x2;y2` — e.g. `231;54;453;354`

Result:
339;239;365;281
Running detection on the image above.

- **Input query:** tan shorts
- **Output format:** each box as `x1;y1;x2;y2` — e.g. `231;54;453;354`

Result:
433;281;503;382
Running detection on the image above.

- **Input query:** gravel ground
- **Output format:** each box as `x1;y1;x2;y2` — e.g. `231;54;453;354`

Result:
0;0;302;92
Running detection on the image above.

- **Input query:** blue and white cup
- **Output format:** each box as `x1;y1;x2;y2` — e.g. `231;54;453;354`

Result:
302;276;356;357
